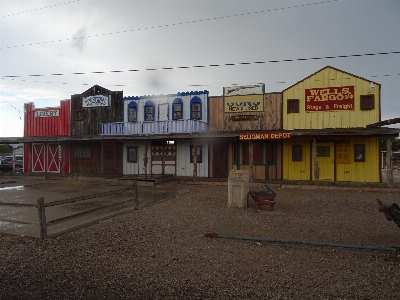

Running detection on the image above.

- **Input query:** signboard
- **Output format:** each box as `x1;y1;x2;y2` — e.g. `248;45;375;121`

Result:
239;132;292;140
337;141;351;164
305;86;354;112
224;84;264;96
224;95;264;113
223;84;264;113
34;110;60;118
82;94;111;107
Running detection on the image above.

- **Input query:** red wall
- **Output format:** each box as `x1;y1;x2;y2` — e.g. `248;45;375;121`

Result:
24;100;70;137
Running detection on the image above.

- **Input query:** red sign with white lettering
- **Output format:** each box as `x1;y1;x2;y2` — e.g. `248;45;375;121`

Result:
305;86;355;112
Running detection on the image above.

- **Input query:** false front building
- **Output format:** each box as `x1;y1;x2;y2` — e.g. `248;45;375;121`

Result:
100;91;209;178
282;66;399;183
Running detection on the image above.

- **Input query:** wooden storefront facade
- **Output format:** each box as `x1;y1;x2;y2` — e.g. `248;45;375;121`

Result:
70;85;124;175
208;86;284;181
23;100;71;174
282;66;396;183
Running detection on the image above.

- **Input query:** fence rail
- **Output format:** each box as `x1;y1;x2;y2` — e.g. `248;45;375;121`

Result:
100;119;208;136
0;181;139;240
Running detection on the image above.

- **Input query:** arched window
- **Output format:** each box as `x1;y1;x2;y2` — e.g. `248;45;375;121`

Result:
172;98;183;120
127;101;138;122
190;96;202;120
144;100;155;121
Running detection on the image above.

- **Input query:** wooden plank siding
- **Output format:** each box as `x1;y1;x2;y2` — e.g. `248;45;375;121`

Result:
70;85;123;136
208;93;282;131
283;66;380;130
69;141;123;175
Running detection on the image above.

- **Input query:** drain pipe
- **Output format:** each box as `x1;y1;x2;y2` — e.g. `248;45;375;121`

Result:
204;233;400;252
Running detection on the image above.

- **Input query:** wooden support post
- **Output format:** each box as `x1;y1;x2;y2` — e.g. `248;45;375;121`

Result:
386;138;393;188
192;139;198;182
144;142;148;178
313;138;320;184
249;141;254;183
133;180;139;209
37;197;47;240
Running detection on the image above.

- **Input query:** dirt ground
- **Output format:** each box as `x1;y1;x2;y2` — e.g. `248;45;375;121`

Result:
1;173;400;299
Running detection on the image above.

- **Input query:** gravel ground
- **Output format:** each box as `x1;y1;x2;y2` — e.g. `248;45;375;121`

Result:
1;181;400;299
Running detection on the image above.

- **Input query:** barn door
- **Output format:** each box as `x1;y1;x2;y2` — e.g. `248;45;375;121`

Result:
32;144;45;172
151;141;176;175
47;144;61;173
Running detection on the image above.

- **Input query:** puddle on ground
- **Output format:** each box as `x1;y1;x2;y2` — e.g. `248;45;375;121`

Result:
0;186;25;191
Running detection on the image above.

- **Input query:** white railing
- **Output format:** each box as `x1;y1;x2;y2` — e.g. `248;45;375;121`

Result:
100;120;208;136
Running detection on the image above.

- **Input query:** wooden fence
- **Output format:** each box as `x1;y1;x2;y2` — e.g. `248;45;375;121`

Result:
0;181;138;240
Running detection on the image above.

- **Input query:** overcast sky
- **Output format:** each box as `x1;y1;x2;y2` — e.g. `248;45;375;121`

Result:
0;0;399;137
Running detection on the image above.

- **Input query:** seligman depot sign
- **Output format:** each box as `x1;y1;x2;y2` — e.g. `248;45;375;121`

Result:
240;132;292;140
305;86;355;112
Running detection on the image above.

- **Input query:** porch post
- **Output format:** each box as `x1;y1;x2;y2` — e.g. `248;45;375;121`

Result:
386;138;393;188
249;141;254;183
192;139;198;182
144;141;148;178
312;138;320;184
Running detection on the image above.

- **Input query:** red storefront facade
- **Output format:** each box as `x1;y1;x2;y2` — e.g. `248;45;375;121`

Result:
23;100;71;174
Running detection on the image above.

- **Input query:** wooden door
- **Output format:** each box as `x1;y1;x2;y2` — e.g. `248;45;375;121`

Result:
151;141;176;175
103;144;116;174
213;142;228;178
312;142;335;181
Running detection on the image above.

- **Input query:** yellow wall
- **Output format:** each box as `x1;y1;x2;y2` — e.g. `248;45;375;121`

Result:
283;66;380;130
336;137;380;182
283;137;380;182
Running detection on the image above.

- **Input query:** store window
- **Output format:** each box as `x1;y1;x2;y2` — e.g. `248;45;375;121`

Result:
173;98;183;120
190;145;203;163
292;145;302;161
128;102;138;122
144;100;155;121
73;148;91;159
127;146;138;163
190;96;202;119
287;99;299;113
75;110;84;121
354;144;365;162
317;146;330;157
360;95;374;110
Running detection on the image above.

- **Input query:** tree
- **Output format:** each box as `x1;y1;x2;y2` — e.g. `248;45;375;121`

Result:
381;137;400;152
0;144;13;154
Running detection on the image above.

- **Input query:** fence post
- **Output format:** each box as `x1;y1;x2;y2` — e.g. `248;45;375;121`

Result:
37;197;47;240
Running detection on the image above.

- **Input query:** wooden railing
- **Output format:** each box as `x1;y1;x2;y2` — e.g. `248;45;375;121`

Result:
100;119;208;136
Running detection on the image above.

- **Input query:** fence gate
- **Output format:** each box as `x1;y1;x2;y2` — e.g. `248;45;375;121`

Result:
151;141;176;175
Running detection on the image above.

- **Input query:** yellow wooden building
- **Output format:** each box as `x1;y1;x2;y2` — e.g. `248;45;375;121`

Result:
282;66;398;183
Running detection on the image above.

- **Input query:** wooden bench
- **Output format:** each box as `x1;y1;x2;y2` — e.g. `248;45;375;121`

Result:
247;185;276;211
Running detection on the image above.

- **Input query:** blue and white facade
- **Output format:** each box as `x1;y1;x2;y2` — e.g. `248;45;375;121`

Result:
101;91;209;177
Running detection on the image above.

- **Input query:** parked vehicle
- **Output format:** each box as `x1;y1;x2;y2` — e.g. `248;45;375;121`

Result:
0;155;23;172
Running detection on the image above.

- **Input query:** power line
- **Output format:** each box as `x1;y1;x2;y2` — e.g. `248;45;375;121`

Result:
0;0;337;50
2;51;399;79
0;98;22;120
2;68;399;90
1;0;80;18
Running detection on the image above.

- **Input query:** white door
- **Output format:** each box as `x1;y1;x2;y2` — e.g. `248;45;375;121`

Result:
158;103;169;121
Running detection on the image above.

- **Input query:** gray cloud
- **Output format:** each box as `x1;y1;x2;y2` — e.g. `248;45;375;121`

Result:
71;27;88;52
